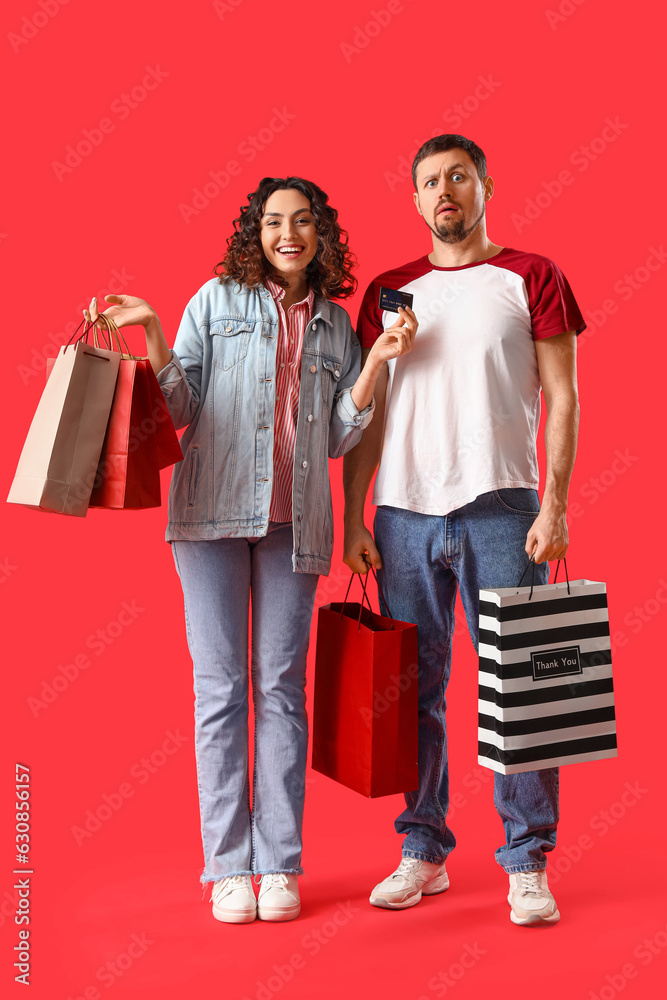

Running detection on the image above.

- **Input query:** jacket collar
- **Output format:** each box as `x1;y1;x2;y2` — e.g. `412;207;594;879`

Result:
258;283;333;327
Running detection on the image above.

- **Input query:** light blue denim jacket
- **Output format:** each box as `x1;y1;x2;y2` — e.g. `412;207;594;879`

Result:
156;277;374;575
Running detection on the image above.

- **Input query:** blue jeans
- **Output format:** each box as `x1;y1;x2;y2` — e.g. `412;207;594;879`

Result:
172;523;319;883
374;490;559;873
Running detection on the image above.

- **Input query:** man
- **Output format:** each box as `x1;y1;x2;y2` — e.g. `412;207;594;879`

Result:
343;134;584;925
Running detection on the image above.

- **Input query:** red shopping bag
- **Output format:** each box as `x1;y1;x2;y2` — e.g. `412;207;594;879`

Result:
89;359;162;509
86;314;182;509
144;362;183;471
312;570;419;797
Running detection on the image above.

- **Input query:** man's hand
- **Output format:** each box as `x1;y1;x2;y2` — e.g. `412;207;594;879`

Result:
525;502;569;563
343;521;382;574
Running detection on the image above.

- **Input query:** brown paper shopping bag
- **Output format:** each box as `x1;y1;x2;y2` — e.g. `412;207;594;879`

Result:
7;321;120;516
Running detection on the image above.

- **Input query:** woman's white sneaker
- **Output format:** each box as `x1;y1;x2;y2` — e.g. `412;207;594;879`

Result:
211;874;257;923
507;870;560;925
370;857;450;909
257;873;301;921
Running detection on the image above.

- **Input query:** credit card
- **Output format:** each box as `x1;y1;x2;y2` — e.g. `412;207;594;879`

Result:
378;287;414;313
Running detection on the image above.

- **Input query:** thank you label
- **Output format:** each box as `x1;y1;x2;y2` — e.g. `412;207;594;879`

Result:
531;645;582;681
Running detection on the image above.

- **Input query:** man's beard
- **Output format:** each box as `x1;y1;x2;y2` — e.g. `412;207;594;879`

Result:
430;204;485;244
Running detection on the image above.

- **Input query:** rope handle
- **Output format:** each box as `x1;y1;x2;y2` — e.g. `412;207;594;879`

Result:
339;561;395;629
65;312;143;359
517;555;571;600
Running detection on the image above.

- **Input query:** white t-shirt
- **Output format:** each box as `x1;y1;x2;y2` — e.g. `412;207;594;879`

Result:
357;248;585;516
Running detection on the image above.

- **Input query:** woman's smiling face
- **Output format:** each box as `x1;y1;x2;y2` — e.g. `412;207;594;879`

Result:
260;188;319;281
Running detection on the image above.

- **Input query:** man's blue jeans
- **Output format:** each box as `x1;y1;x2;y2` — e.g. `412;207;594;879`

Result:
172;523;319;883
374;489;559;873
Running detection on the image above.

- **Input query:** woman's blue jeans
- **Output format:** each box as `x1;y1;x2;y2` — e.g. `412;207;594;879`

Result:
374;490;559;874
172;523;319;883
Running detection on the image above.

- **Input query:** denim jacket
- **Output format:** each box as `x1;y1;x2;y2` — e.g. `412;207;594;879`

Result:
156;277;374;575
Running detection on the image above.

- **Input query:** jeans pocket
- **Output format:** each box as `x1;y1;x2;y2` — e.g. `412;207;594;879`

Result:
493;488;541;515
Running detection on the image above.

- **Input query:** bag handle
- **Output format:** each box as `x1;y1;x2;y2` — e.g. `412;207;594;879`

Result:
517;554;571;600
340;572;373;629
339;562;395;630
364;560;394;621
65;312;141;359
552;558;571;594
65;317;110;351
96;312;143;359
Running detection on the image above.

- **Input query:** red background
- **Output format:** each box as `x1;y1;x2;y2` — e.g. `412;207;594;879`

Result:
2;1;665;998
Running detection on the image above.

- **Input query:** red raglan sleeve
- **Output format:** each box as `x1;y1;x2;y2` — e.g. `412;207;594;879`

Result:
356;279;384;349
525;257;587;340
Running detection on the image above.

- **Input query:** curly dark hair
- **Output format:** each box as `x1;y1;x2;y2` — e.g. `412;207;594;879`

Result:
214;176;357;300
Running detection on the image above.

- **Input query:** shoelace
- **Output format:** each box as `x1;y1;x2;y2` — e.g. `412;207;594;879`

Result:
212;874;250;902
391;858;420;880
259;873;289;892
515;871;544;897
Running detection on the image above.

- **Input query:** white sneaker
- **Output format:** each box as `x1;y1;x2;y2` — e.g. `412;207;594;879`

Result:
257;873;301;921
507;870;560;925
370;857;450;910
211;874;257;923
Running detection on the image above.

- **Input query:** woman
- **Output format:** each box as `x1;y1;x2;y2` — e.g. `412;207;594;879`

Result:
84;176;417;924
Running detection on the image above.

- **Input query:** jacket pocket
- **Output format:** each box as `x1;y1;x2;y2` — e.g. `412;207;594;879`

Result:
210;320;253;371
187;446;199;507
320;355;343;408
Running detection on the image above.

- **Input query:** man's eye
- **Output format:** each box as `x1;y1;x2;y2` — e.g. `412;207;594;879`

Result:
452;174;463;182
426;179;437;188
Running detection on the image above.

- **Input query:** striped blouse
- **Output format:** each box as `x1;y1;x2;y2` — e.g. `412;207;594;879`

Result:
265;278;315;523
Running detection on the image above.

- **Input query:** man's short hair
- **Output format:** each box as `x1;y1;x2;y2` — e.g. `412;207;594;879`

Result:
412;135;487;188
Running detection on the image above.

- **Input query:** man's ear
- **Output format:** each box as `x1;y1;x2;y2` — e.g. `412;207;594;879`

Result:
484;176;494;202
413;191;423;217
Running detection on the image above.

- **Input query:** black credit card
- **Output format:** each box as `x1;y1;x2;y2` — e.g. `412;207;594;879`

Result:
378;286;414;313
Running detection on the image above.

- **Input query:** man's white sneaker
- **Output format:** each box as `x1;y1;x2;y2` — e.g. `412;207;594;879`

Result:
370;857;450;910
211;874;257;923
257;873;301;921
507;870;560;925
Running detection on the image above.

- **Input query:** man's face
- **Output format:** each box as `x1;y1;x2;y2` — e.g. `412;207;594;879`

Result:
413;149;493;244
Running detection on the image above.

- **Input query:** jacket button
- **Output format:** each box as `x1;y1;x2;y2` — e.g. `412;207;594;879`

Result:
310;364;316;373
307;414;313;422
225;323;232;332
298;513;303;520
334;370;341;379
301;461;308;469
312;323;317;331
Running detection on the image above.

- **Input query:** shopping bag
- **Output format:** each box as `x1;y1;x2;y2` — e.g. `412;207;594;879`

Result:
89;359;161;509
478;559;617;774
7;324;120;516
144;362;183;471
312;569;419;797
85;314;183;509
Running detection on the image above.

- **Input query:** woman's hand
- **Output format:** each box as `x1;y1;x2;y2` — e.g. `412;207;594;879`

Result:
83;293;158;329
83;293;172;376
367;306;418;367
348;307;418;413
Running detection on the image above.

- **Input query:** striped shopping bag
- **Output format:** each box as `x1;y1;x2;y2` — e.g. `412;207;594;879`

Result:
478;561;617;774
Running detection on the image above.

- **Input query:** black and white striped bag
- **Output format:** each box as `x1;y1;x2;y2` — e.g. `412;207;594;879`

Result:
478;562;617;774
